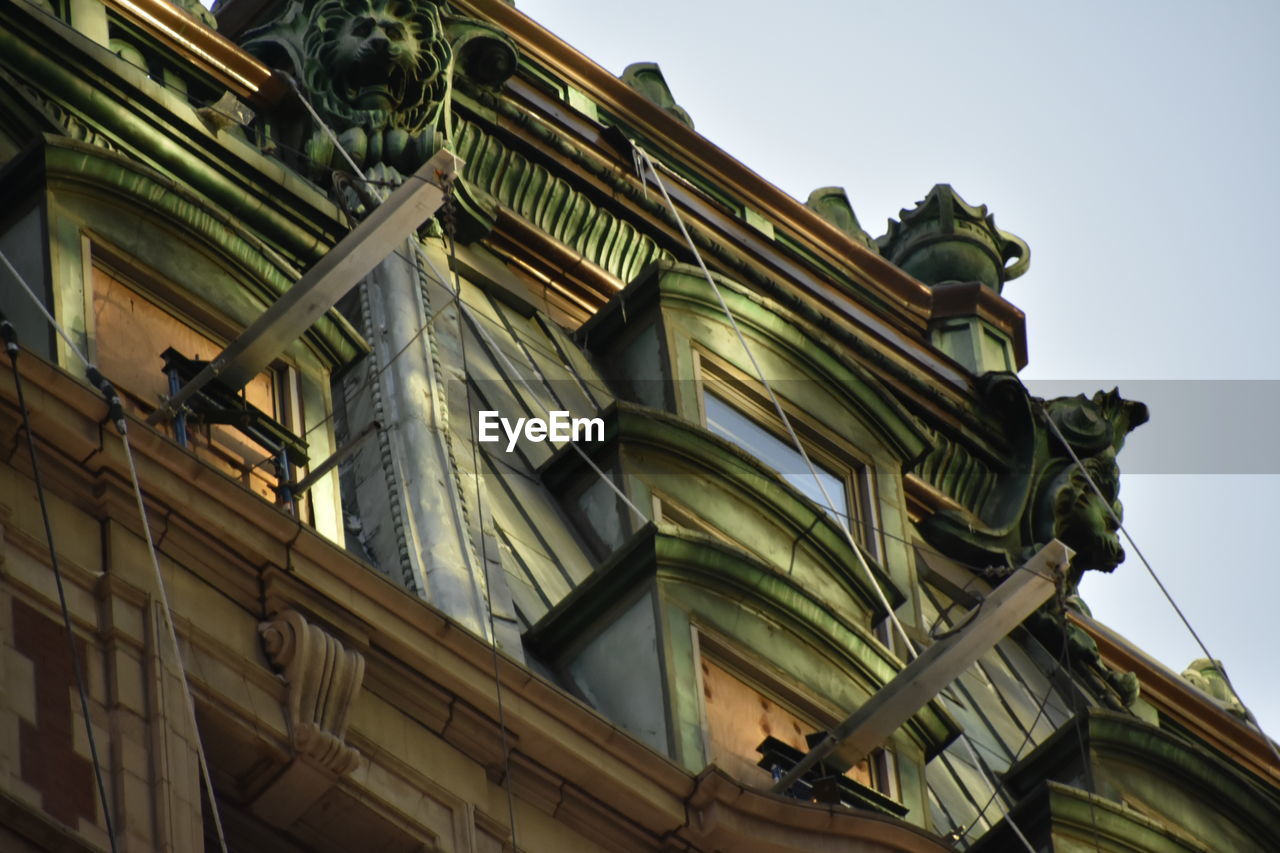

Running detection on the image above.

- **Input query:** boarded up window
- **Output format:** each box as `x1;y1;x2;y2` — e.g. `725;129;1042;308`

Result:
91;264;294;503
700;655;873;790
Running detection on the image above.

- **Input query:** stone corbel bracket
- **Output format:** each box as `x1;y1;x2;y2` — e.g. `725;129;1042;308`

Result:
260;609;365;775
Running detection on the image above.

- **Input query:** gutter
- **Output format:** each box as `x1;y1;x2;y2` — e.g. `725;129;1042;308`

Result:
100;0;284;104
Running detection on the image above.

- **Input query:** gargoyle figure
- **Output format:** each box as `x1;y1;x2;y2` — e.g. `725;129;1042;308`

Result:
1032;389;1148;586
241;0;514;182
919;376;1148;708
919;374;1148;589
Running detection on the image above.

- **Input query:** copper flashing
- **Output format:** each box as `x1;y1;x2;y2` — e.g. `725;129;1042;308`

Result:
1069;612;1280;786
929;280;1029;368
101;0;284;103
490;205;623;318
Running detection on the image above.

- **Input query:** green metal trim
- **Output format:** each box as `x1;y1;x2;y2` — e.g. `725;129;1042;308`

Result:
39;135;366;369
581;260;932;465
526;524;959;757
540;400;905;617
453;117;669;283
1001;710;1280;850
468;84;1009;447
0;0;348;267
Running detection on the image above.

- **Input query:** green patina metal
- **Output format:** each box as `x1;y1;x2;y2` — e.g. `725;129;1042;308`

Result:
0;0;350;267
526;524;961;761
1181;658;1248;718
242;0;516;179
805;186;877;252
580;260;933;466
919;374;1147;585
988;710;1280;852
468;83;989;386
541;401;905;621
878;184;1030;294
451;118;669;280
243;0;452;175
4;133;365;371
620;62;694;129
915;431;1001;513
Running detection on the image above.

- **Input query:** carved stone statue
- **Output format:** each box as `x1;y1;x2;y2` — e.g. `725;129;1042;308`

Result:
919;374;1148;588
241;0;515;181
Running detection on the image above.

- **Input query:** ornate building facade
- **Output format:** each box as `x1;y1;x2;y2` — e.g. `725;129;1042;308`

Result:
0;0;1276;850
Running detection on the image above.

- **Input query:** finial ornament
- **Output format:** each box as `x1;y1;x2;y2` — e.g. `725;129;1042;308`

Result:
878;184;1029;293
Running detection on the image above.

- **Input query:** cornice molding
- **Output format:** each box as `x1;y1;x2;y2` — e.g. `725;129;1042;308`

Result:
1071;612;1280;787
0;353;957;849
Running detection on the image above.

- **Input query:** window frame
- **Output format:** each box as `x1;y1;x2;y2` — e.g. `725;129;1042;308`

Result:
692;348;884;560
83;236;309;513
691;625;899;799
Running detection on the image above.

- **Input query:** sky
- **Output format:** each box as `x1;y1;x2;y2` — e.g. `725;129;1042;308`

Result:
514;0;1280;738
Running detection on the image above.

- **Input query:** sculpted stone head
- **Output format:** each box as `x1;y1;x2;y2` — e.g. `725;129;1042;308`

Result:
304;0;450;134
242;0;514;178
918;377;1147;588
1033;390;1148;579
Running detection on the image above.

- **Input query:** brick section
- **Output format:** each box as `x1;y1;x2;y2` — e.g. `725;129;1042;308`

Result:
12;598;97;829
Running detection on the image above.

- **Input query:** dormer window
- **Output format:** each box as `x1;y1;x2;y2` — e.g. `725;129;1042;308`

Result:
89;245;305;510
696;354;882;559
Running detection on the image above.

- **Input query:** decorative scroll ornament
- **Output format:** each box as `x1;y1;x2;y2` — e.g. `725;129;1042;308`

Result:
241;0;515;180
260;610;365;775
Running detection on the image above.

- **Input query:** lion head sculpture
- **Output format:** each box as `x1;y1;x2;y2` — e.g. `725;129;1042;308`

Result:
303;0;450;137
242;0;514;180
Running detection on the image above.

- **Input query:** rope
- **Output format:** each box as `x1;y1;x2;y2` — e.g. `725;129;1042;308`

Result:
285;73;364;177
2;250;232;853
632;146;1039;852
413;246;651;528
1;313;120;853
441;186;521;850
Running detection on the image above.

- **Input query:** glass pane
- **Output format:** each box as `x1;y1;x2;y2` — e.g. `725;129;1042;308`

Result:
0;207;53;361
703;391;850;527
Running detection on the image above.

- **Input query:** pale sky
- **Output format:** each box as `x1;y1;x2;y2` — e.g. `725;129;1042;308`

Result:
514;0;1280;738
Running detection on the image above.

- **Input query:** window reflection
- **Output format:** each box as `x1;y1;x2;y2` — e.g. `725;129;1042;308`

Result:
703;391;851;528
